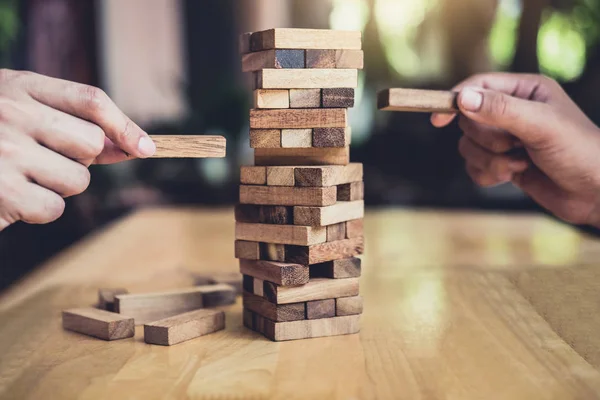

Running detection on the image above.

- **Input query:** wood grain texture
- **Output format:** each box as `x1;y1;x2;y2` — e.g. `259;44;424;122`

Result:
261;242;286;262
235;240;261;260
294;201;364;226
335;49;364;69
62;308;134;341
305;50;336;68
249;129;281;148
98;288;128;312
253;90;290;109
289;89;321;108
255;69;358;89
281;129;312;148
235;204;292;224
243;292;305;322
312;127;349;148
250;108;347;129
306;299;336;320
144;309;225;346
322;88;355;108
285;237;364;265
242;50;304;72
239;185;337;207
236;222;326;246
295;163;363;187
250;28;362;51
239;259;309;286
310;258;362;279
336;296;363;316
254;147;350;166
252;277;264;297
264;277;359;305
338;182;364;201
149;135;226;158
378;88;458;113
266;166;295;186
240;166;266;185
345;219;364;239
327;223;347;242
253;312;361;341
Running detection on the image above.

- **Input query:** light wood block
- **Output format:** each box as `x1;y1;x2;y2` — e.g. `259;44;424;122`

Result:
250;28;362;51
285;237;364;265
346;219;364;239
240;166;266;185
236;222;326;246
256;69;358;89
254;147;350;166
254;313;361;341
306;299;336;320
294;163;363;187
338;182;364;201
144;309;225;346
377;88;458;113
242;50;304;72
250;129;281;148
281;129;312;148
253;278;265;297
327;223;347;242
336;296;363;316
62;308;134;341
267;166;295;186
264;277;359;304
250;108;347;129
239;259;309;286
239;185;337;207
243;292;305;322
98;288;128;312
235;240;260;260
305;50;336;68
294;201;364;226
261;242;286;262
235;204;292;224
253;90;290;109
322;88;354;108
335;49;364;69
149;135;226;158
310;258;362;279
289;89;321;108
312;127;349;148
239;32;252;54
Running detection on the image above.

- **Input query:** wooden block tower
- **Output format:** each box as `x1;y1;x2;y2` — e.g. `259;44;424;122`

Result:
237;28;364;341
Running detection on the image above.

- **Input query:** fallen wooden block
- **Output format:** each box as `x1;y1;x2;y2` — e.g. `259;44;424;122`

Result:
289;89;321;108
253;90;290;109
338;181;364;201
336;296;363;316
377;88;458;113
322;88;354;108
243;292;305;322
239;185;337;207
310;257;362;279
235;222;326;246
295;163;363;187
240;166;267;185
255;69;358;90
149;135;226;158
294;201;364;226
98;288;128;312
306;299;336;319
285;237;364;265
144;309;225;346
250;108;347;129
62;308;134;341
250;129;281;148
249;28;362;51
250;311;360;341
346;219;364;239
239;259;309;286
264;277;359;304
255;147;350;166
242;50;305;72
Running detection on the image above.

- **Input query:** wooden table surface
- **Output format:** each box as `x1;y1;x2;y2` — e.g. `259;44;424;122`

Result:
2;208;600;399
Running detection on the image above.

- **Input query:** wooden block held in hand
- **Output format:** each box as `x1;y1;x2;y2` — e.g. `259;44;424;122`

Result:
240;166;267;185
250;28;362;51
281;129;312;148
98;288;128;312
310;257;362;279
327;222;347;242
254;312;361;341
255;69;358;90
335;50;364;69
250;129;281;148
306;299;336;319
253;90;290;109
377;88;458;113
294;201;364;226
243;50;304;72
294;163;363;187
312;127;349;148
338;181;364;201
322;88;354;108
150;135;226;158
240;185;337;207
336;296;363;316
289;89;321;108
235;240;261;260
306;50;336;68
239;259;309;286
264;277;359;304
62;308;134;341
250;108;347;129
144;309;225;346
285;237;364;265
255;147;350;166
243;292;305;322
236;222;326;246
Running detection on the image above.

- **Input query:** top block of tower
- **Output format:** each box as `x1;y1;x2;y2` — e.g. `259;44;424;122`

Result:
242;28;362;52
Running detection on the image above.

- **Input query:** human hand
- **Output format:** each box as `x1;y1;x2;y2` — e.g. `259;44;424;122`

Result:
0;69;156;231
432;73;600;227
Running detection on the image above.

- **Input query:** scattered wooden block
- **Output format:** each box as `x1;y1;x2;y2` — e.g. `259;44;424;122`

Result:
327;222;347;242
264;277;359;304
250;129;281;148
281;129;312;148
377;88;458;113
312;127;349;147
336;296;363;316
250;108;347;129
294;201;364;226
144;309;225;346
255;69;358;89
255;147;350;166
305;50;336;68
250;28;362;51
235;204;293;224
253;90;290;109
98;288;128;312
239;32;252;54
239;259;309;286
285;237;364;265
252;312;361;341
338;181;364;201
266;166;295;186
306;299;336;319
240;166;267;185
310;258;362;279
150;135;226;158
260;242;286;262
289;89;321;108
294;163;363;187
335;49;364;69
236;222;326;246
322;88;354;108
242;50;304;72
62;308;134;341
236;240;261;260
239;185;337;207
346;219;364;239
243;292;305;322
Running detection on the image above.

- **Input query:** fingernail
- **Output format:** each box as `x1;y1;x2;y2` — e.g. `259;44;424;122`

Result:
460;88;483;112
137;136;156;157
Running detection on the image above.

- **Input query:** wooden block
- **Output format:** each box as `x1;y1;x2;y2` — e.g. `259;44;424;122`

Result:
255;147;350;166
264;277;359;304
336;296;363;316
150;135;226;158
242;50;304;72
235;204;293;224
312;127;349;148
256;313;361;341
346;219;364;239
295;163;363;187
250;129;281;148
98;288;128;312
335;49;364;69
281;129;312;148
322;88;354;108
235;240;261;260
338;181;364;201
239;259;309;286
236;222;326;246
327;223;346;242
266;166;295;186
253;90;290;109
240;166;266;185
250;28;362;51
310;258;362;279
207;273;243;295
239;32;252;54
243;292;305;322
260;242;286;262
253;278;264;297
144;309;225;346
240;185;337;206
255;69;358;89
243;308;254;329
285;237;364;265
62;308;135;341
289;89;321;108
115;285;234;325
243;275;254;293
306;299;336;319
377;88;458;113
294;201;364;226
250;108;347;129
305;49;336;68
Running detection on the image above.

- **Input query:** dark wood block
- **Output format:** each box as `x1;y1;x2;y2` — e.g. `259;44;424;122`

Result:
310;258;362;279
313;128;347;148
337;182;364;201
235;204;292;225
305;49;336;68
322;88;355;108
243;275;254;293
306;299;336;319
243;292;305;322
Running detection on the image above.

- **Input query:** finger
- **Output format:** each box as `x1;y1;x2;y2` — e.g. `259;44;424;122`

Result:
459;136;529;181
431;112;457;128
465;163;506;187
0;174;65;225
93;137;134;165
19;72;155;158
458;116;517;153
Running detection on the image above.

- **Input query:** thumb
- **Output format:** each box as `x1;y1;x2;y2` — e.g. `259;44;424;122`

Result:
457;87;557;146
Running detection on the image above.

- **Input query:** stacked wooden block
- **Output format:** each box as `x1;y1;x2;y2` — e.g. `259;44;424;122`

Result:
237;28;365;341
